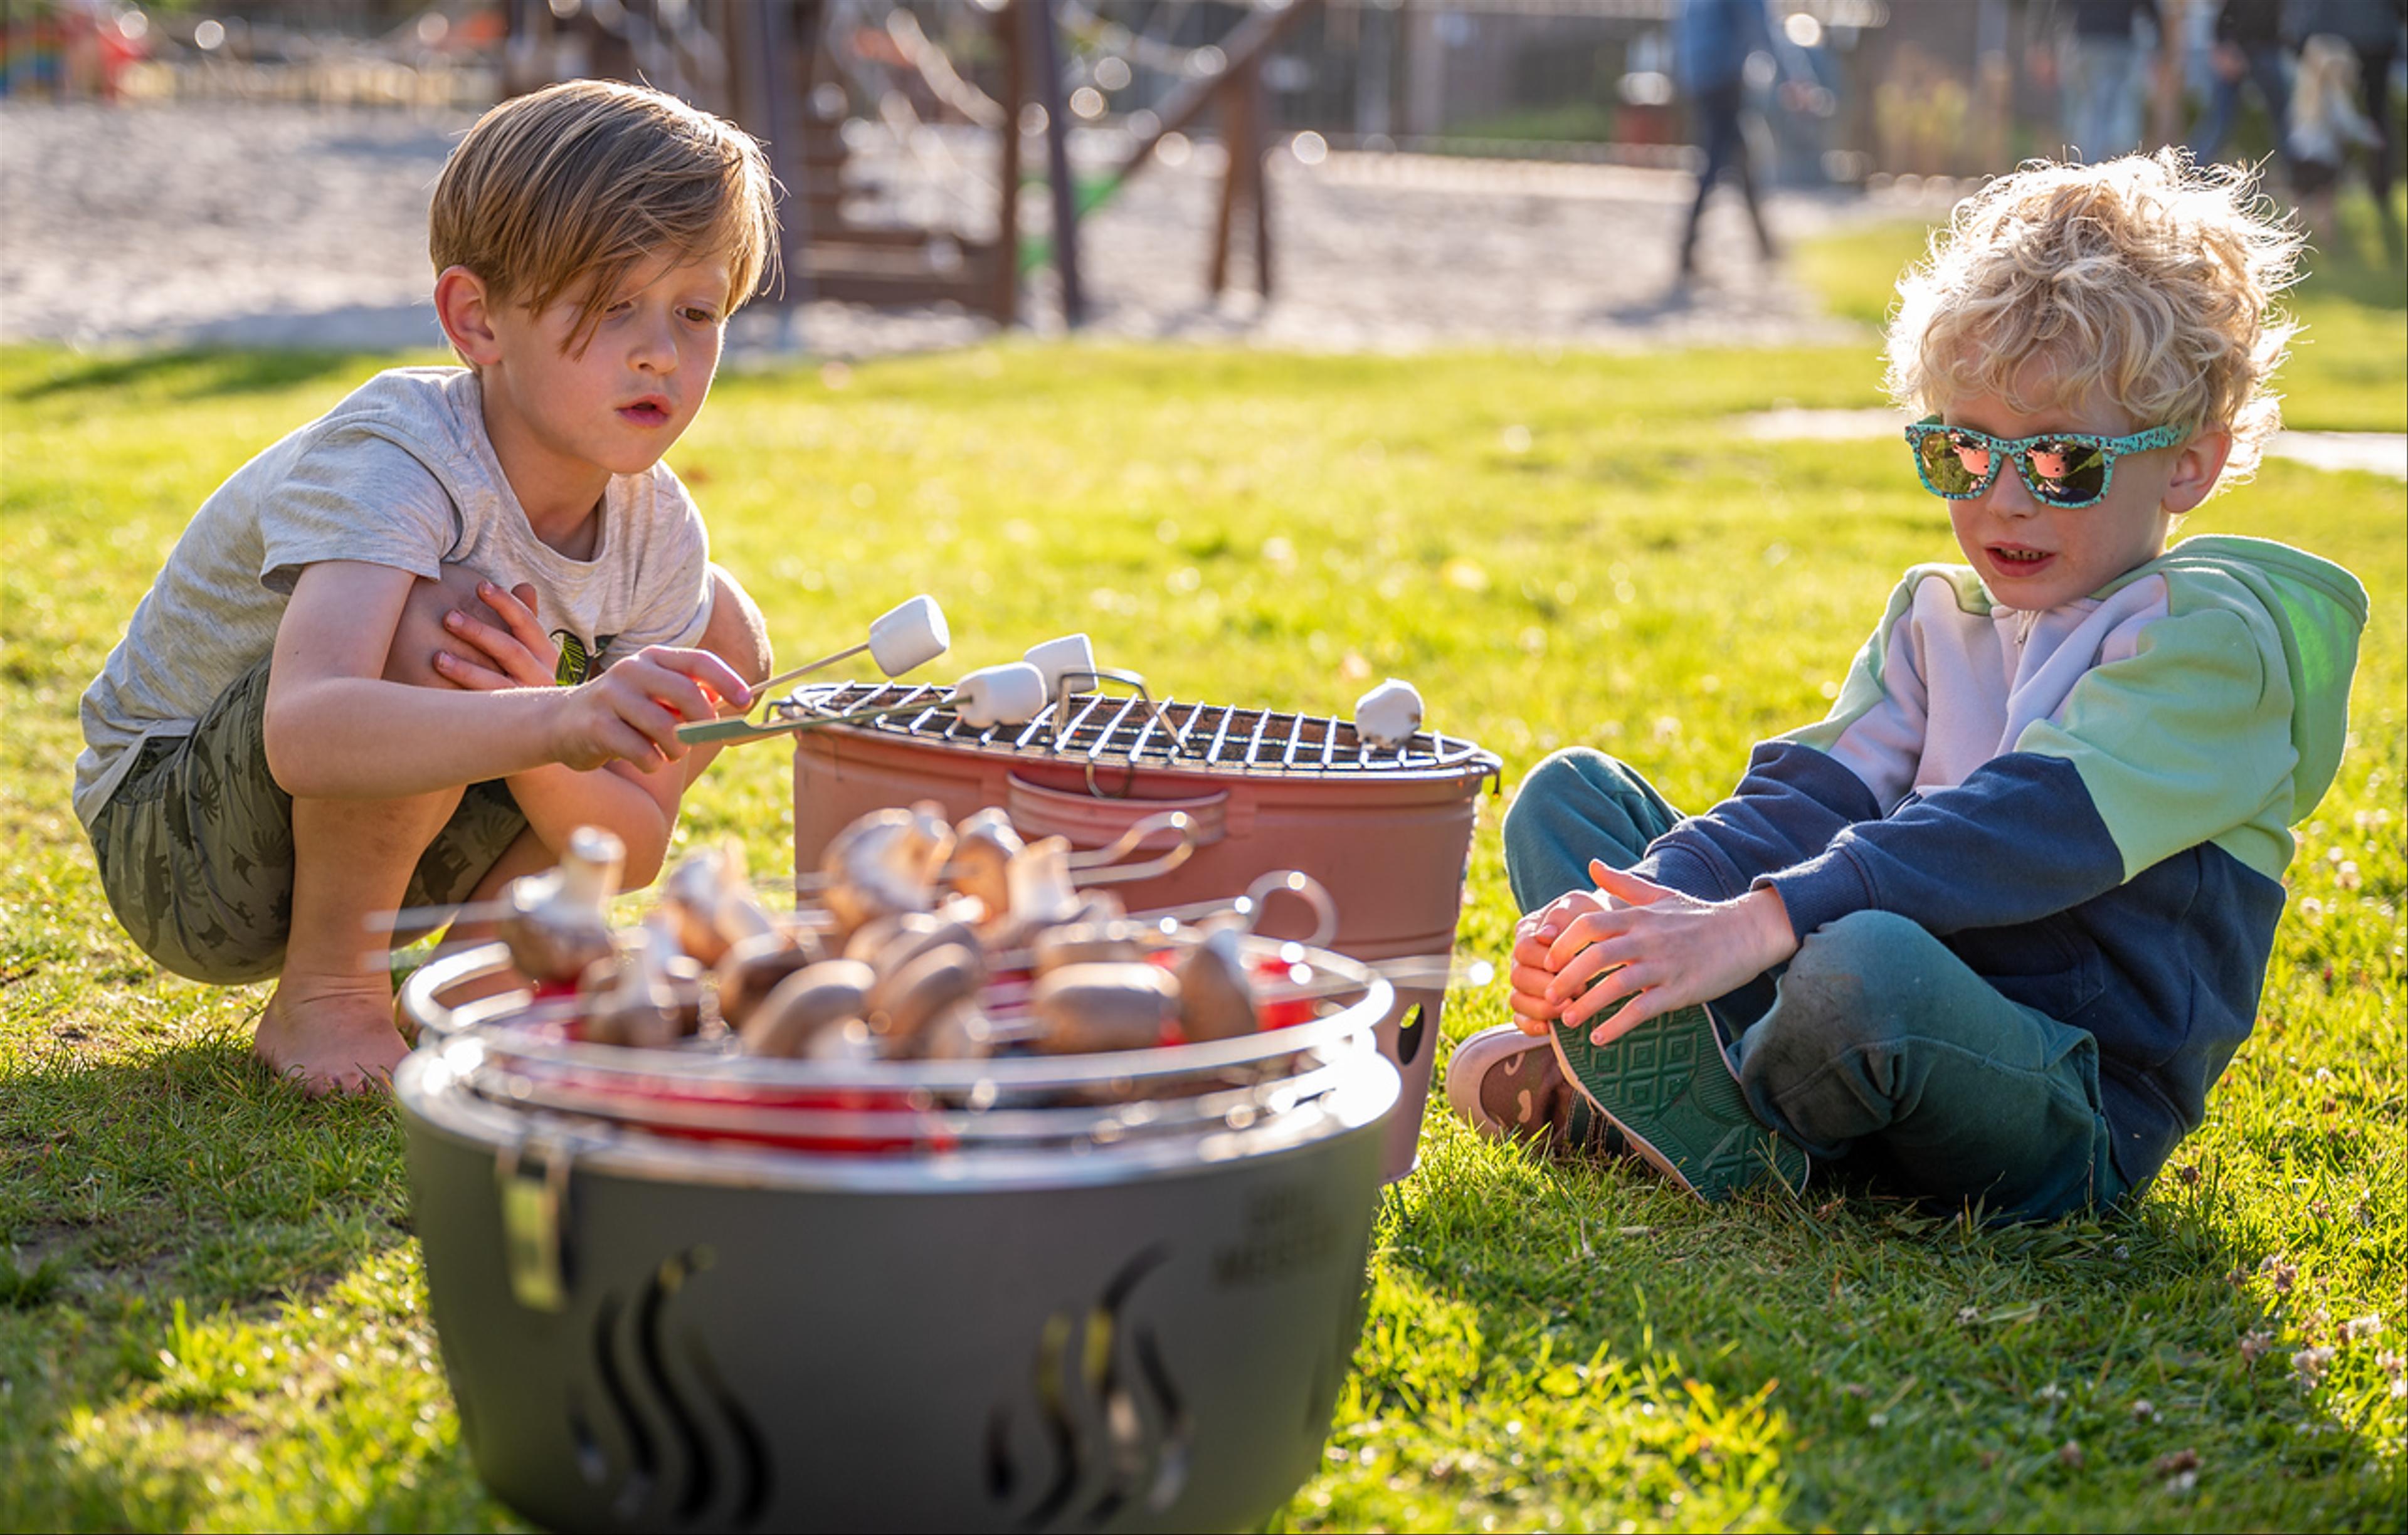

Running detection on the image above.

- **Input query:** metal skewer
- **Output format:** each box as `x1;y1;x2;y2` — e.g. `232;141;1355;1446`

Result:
679;667;1161;752
677;692;945;747
752;639;874;699
407;947;1492;1040
364;810;1200;937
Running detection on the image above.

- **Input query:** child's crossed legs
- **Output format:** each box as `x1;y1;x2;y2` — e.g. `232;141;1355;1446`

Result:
1481;748;2128;1220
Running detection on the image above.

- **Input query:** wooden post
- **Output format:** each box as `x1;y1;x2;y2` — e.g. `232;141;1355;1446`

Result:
754;0;811;314
1247;63;1272;300
1207;64;1274;300
2150;0;2190;151
995;1;1025;327
1208;76;1244;295
1023;0;1084;328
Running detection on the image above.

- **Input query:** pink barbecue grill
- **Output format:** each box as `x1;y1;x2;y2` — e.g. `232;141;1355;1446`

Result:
778;677;1502;1181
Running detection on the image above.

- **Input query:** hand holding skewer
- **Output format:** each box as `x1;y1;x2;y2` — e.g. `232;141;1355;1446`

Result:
747;594;951;705
425;578;748;771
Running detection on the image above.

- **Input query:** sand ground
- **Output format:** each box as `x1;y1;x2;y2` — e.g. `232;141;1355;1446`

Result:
1;100;1931;356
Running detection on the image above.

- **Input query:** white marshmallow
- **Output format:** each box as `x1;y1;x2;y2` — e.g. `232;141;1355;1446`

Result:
1353;678;1424;750
1021;633;1096;701
953;662;1049;729
867;594;950;677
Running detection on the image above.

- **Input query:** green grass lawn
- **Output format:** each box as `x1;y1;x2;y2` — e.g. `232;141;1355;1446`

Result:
2;335;2401;1531
1793;188;2408;436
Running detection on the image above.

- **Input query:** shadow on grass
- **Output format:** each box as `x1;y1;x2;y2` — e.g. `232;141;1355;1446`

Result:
0;1037;480;1531
1;347;376;405
1368;1141;2397;1527
0;1032;412;1303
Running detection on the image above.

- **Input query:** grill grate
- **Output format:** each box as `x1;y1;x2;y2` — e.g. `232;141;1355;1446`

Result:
773;682;1498;781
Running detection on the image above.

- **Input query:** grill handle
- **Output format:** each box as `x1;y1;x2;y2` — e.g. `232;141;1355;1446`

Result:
1005;773;1242;848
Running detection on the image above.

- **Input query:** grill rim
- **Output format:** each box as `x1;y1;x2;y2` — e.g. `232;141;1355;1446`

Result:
774;681;1502;784
397;1044;1400;1193
404;941;1386;1092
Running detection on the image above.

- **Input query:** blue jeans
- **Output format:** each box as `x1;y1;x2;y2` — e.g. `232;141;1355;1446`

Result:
1503;749;2130;1221
2189;46;2294;166
2063;36;2146;161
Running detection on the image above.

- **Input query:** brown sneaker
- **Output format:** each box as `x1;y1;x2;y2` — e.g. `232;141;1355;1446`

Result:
1444;1024;1625;1158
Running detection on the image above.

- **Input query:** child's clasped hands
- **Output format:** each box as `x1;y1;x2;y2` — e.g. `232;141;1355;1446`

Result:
1508;861;1798;1042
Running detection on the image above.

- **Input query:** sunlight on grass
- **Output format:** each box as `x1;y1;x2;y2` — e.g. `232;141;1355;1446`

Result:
2;340;2400;1531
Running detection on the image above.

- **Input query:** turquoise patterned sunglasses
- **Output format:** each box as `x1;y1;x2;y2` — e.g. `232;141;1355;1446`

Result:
1905;416;2185;509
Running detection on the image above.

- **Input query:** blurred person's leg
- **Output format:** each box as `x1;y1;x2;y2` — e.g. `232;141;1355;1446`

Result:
2249;45;2295;168
1679;82;1748;276
1735;108;1778;259
2061;36;2099;156
2066;36;2143;158
2355;43;2399;218
2101;38;2145;155
2189;68;2245;159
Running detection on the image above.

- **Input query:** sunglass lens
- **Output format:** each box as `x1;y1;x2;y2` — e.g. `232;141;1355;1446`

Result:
2023;440;2109;505
1916;431;1987;495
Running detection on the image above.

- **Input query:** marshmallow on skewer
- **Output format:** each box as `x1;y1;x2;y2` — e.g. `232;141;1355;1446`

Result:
867;595;950;677
1022;633;1096;702
1353;678;1425;751
953;662;1048;730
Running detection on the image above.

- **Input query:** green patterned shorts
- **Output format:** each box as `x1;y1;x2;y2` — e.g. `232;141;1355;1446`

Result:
87;657;529;984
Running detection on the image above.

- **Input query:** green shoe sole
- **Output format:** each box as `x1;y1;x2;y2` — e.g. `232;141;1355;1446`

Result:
1551;1001;1808;1203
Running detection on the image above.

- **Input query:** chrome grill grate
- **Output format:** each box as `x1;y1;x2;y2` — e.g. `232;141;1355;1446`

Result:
772;682;1498;781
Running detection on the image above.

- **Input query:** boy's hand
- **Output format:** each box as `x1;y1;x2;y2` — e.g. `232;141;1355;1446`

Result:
1506;887;1609;1033
547;646;752;773
432;581;561;690
1541;860;1798;1043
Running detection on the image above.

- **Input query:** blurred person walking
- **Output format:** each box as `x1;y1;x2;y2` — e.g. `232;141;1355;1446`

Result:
2291;0;2406;219
2290;33;2391;240
1674;0;1780;280
2052;0;2163;158
2190;0;2294;166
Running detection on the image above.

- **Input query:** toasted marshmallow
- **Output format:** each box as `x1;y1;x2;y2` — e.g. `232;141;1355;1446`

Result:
1353;678;1424;751
1021;633;1096;702
953;662;1048;729
867;594;949;677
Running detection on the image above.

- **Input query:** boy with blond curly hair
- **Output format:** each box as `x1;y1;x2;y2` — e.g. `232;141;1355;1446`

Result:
1447;150;2367;1220
77;82;780;1095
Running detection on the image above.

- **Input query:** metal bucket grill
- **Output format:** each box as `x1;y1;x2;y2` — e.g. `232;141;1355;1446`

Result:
396;941;1400;1532
788;681;1501;1184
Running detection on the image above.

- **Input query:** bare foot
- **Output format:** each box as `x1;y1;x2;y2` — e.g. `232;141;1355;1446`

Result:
255;978;411;1097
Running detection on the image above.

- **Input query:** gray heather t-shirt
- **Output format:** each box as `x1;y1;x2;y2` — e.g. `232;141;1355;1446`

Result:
73;366;711;828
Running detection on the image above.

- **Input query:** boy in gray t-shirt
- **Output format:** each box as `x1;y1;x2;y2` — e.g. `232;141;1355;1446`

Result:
76;82;781;1094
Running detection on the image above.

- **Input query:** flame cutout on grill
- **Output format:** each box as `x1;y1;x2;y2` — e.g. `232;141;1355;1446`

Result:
682;1326;773;1528
1393;1003;1428;1067
990;1243;1192;1531
588;1295;658;1519
636;1256;713;1519
576;1248;769;1530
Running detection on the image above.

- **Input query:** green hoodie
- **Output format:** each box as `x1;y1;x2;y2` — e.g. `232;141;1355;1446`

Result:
1644;534;2365;1185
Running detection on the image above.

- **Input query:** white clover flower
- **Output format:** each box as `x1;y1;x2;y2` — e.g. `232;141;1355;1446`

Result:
2291;1346;2337;1388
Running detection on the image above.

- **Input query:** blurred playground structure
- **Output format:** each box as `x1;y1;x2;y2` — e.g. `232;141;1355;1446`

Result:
2;1;2400;347
9;3;2399;174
